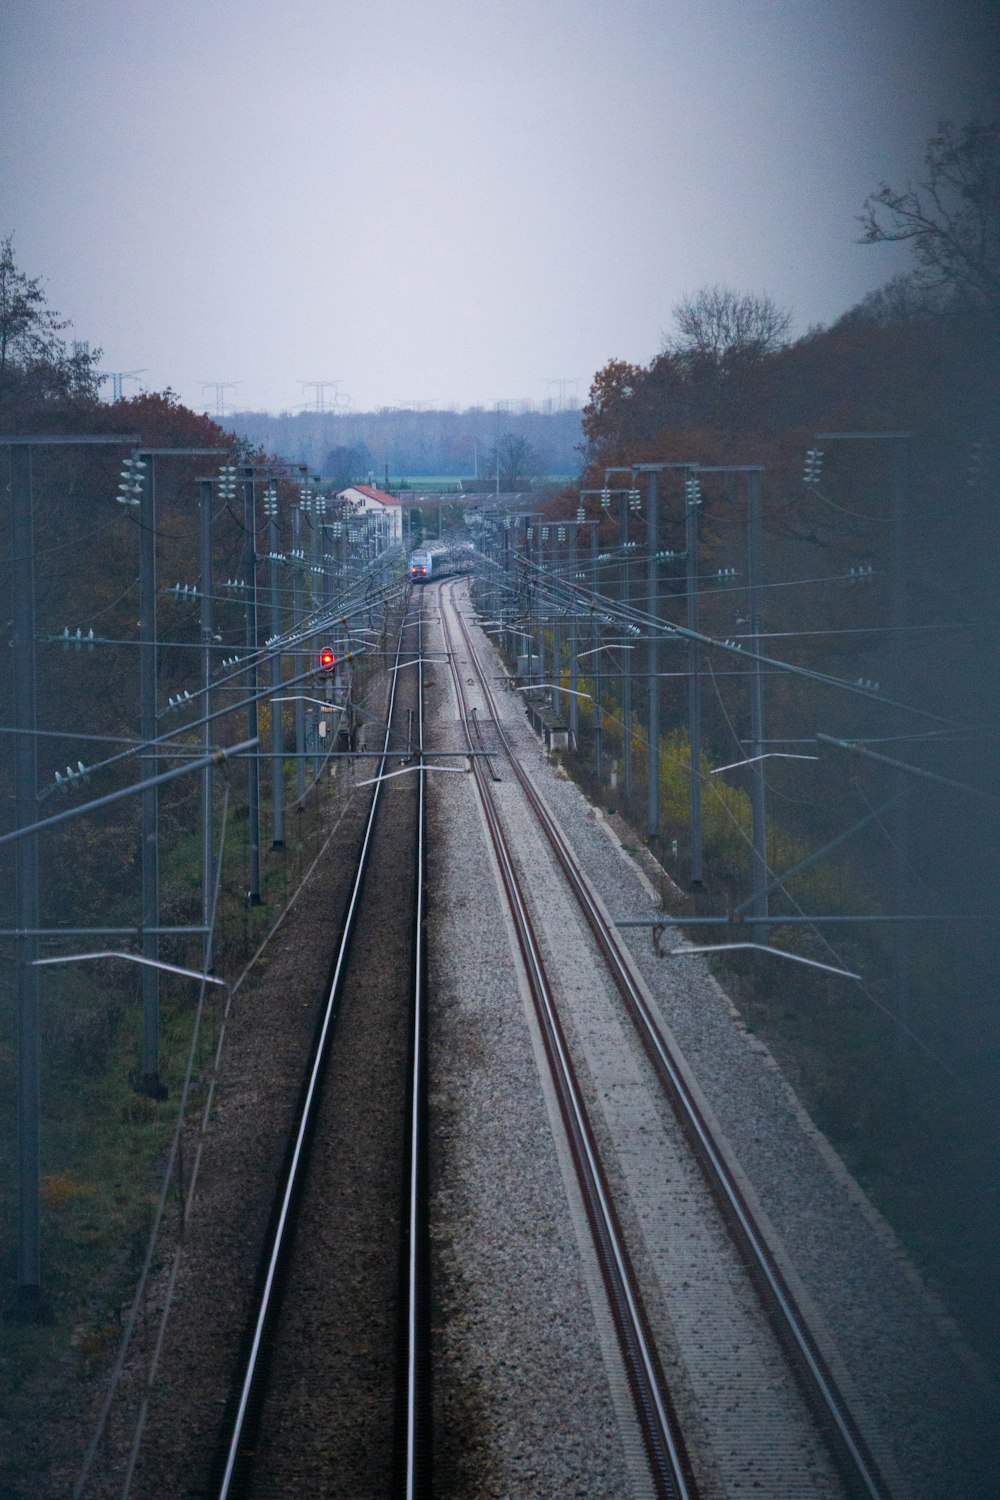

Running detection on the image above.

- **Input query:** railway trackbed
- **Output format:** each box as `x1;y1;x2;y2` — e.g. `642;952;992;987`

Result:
212;595;431;1500
202;569;975;1500
430;576;895;1500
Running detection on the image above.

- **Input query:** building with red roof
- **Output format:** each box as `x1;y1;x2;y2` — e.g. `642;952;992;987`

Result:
335;484;403;546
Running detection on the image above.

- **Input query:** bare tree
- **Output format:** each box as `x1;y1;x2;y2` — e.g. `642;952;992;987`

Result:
0;235;101;401
858;119;1000;309
487;433;538;490
835;271;950;328
667;285;791;369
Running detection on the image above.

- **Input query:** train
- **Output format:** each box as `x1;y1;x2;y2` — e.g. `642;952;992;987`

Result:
408;540;475;583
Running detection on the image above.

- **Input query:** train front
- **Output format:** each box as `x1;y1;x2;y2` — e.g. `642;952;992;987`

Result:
409;549;432;582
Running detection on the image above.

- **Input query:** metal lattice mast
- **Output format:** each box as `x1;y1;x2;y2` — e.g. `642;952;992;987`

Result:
9;443;42;1313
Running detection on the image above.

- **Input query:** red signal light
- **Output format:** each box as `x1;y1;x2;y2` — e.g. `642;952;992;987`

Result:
318;647;336;671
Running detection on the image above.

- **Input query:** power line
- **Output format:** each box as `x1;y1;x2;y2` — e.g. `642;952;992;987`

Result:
201;382;240;418
101;369;146;402
298;380;343;413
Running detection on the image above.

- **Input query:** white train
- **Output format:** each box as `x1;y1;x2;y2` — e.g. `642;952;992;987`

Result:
408;541;475;583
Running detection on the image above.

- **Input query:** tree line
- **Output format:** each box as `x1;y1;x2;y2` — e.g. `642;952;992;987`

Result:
224;403;582;485
548;118;1000;1365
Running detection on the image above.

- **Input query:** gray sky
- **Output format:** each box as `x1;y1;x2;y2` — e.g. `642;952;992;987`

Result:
2;0;996;416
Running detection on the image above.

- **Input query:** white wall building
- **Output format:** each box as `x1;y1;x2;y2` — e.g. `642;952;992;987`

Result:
335;484;403;547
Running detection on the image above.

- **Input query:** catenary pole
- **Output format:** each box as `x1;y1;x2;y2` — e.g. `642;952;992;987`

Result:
307;485;321;780
621;490;633;805
747;468;768;930
534;525;545;684
137;446;226;1088
890;436;911;1064
686;468;704;887
268;488;285;849
646;469;660;842
592;521;603;783
292;505;307;806
243;466;262;903
551;528;562;722
199;479;215;963
568;524;579;747
138;453;164;1093
9;444;42;1314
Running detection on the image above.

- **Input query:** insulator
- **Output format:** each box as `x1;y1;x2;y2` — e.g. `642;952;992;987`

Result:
966;442;985;485
803;448;823;485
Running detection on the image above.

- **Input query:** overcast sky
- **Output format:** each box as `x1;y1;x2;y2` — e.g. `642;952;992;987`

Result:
2;0;996;416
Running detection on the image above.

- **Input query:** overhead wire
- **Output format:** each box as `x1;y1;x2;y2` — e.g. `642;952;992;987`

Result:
698;654;974;1092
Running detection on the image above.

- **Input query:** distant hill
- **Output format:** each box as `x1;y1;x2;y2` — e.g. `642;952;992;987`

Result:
225;403;584;482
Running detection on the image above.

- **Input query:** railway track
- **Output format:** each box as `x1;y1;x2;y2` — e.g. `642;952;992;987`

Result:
439;576;893;1500
439;584;696;1500
213;594;431;1499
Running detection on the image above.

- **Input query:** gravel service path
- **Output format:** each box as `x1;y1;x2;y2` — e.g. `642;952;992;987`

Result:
425;578;998;1500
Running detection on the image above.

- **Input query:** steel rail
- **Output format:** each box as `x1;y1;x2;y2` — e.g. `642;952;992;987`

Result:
215;603;415;1500
451;584;893;1500
439;582;695;1500
402;595;431;1497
